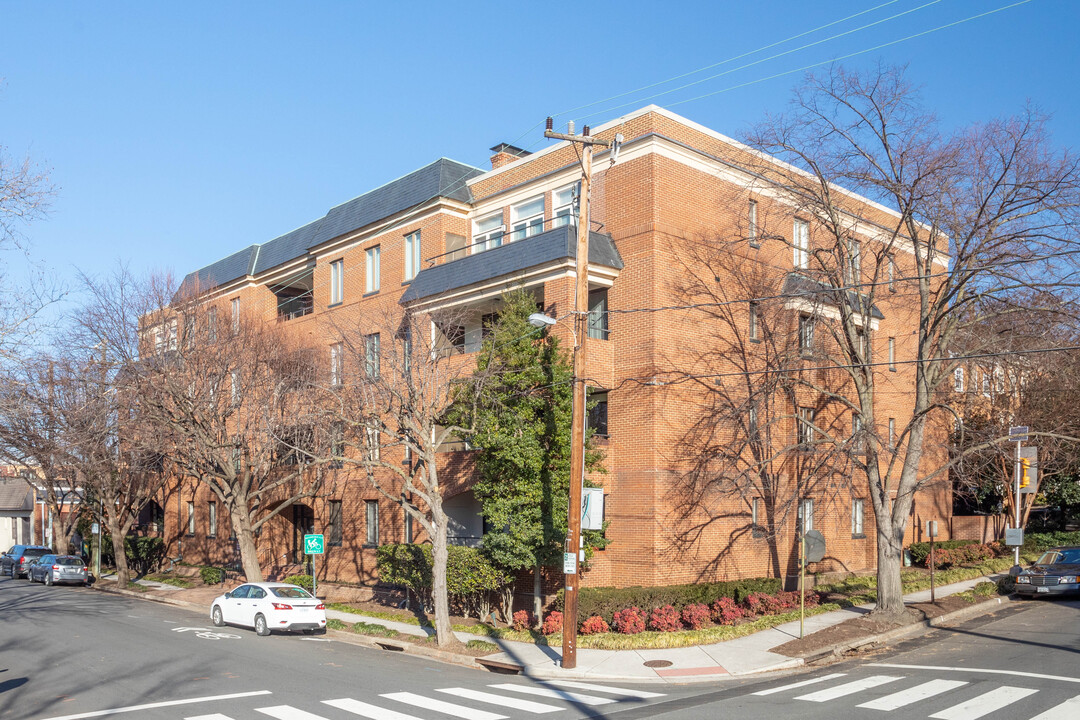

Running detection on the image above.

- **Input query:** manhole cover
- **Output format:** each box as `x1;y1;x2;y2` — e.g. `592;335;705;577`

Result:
643;660;673;668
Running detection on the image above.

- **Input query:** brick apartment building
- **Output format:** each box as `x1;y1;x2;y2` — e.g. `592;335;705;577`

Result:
166;105;951;590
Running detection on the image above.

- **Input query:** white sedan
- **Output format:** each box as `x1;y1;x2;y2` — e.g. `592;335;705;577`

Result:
210;582;326;636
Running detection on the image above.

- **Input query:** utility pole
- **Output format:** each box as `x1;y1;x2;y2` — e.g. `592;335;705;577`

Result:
542;117;620;670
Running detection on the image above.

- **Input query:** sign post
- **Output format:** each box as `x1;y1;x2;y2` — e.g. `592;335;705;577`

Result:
800;530;826;638
303;533;324;599
1008;426;1028;567
927;520;938;603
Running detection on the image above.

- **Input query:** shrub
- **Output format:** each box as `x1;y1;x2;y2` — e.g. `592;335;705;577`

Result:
972;581;997;596
1022;531;1080;551
466;639;498;652
557;577;781;623
579;615;610;635
681;602;711;630
541;611;564;635
511;610;534;631
927;543;998;569
648;605;682;632
199;566;224;585
125;536;166;576
376;543;511;618
711;596;746;625
612;606;646;634
284;574;313;592
908;539;977;566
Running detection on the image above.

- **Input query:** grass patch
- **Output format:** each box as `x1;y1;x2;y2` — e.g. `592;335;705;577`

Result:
143;575;194;588
351;621;402;638
326;618;350;631
328;603;433;628
124;582;152;592
466;639;498;652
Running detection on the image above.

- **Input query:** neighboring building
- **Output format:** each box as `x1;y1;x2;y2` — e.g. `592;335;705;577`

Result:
169;106;951;589
0;469;34;548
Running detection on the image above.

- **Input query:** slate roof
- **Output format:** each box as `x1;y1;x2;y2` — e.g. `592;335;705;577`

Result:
179;158;483;295
400;225;624;305
0;480;32;512
782;273;885;319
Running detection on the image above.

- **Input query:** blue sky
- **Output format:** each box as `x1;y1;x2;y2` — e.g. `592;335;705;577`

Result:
1;0;1077;291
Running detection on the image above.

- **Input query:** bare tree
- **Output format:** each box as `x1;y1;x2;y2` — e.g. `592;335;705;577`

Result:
743;64;1080;614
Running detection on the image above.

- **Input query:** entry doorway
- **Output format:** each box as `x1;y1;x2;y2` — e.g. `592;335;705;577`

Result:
291;504;314;564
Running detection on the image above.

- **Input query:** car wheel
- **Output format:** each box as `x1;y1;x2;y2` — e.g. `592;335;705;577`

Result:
45;573;53;587
254;614;270;636
212;606;225;627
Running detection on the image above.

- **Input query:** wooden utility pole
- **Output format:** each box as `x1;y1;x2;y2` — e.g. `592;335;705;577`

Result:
542;118;618;669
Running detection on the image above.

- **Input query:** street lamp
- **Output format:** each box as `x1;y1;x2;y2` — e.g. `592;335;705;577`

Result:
529;310;586;667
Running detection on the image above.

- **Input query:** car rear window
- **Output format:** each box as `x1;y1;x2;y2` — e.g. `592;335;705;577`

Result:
271;586;313;599
57;557;84;566
23;549;48;558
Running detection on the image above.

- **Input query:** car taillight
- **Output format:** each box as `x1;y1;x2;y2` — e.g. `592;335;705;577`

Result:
52;565;59;570
316;604;325;610
271;602;293;610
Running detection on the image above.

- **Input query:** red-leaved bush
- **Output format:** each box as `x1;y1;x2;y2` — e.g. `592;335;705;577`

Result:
648;604;682;632
612;606;646;634
579;615;610;635
512;610;534;631
680;602;711;630
541;611;563;635
711;596;746;625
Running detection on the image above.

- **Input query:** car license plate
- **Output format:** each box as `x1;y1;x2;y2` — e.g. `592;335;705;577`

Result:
1037;586;1049;593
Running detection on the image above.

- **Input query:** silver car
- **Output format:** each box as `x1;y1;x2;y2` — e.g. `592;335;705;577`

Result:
27;554;89;586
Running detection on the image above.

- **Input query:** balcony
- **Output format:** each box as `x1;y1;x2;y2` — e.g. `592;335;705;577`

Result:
274;269;314;322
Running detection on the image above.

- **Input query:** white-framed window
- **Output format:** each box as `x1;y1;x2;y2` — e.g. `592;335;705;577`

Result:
748;405;758;439
852;413;864;452
954;367;965;392
231;298;240;334
404;507;413;543
587;288;609;340
888;337;896;371
167;320;177;351
797;406;815;446
153;326;165;354
847;238;861;285
748;302;759;341
473;212;504;252
445;233;466;262
553;183;579;228
208;501;217;538
982;371;990;396
852;498;865;536
748;199;759;248
365;333;380;378
404;231;421;281
208;306;218;342
889;417;896;449
329;259;344;305
510;196;544;241
366;428;381;461
330;342;343;387
798;498;814;533
888;254;897;292
799;314;815;353
793;219;809;269
230;370;240;405
752;497;763;536
365;500;379;546
366;246;380;293
856;328;870;362
186;501;195;536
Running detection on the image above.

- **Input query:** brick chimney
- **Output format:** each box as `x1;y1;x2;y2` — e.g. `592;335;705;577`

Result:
490;143;530;169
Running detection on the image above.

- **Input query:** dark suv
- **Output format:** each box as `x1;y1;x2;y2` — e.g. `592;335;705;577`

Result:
2;545;51;578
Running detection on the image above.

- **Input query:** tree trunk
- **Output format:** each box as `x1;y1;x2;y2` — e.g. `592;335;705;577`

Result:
106;511;130;588
533;562;543;626
874;515;906;615
429;511;456;647
229;504;263;582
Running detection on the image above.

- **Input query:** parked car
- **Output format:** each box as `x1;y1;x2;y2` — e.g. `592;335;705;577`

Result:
27;554;89;586
1014;546;1080;597
2;545;51;578
210;582;326;636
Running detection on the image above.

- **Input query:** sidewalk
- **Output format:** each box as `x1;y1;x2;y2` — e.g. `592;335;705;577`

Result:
102;572;1010;682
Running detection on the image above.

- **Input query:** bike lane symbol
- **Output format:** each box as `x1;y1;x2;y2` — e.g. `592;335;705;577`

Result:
172;626;241;640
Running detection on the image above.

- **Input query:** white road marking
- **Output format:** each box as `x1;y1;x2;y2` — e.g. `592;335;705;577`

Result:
323;698;422;720
1029;693;1080;719
929;686;1039;720
543;680;666;698
256;707;331;720
381;692;507;720
185;715;235;720
869;663;1080;684
752;673;848;695
487;684;615;706
857;679;969;710
39;690;273;720
436;688;561;713
796;675;904;702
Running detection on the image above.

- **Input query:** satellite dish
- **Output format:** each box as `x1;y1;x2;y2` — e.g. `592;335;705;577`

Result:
803;529;826;563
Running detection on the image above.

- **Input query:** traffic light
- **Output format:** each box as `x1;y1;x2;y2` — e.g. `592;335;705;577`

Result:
1020;457;1031;488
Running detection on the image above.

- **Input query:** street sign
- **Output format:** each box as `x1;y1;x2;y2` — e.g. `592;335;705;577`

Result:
926;521;938;538
303;534;325;555
563;552;577;574
91;522;99;535
1009;426;1029;442
803;530;826;563
1004;528;1024;546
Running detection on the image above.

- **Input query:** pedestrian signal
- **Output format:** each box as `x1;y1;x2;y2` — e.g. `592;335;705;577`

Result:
1020;457;1031;488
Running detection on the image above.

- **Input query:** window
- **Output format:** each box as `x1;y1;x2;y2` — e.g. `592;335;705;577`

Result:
330;421;344;469
748;200;759;248
328;500;342;547
153;326;165;354
793;219;809;269
365;246;380;293
208;501;217;538
184;314;196;348
856;328;870;362
401;325;412;375
231;298;240;334
404;506;414;543
852;414;864;452
797;406;815;446
888;337;896;371
365;500;379;546
510;196;544;241
404;231;421;281
954;367;965;392
748;302;759;341
186;501;195;536
852;498;865;537
847;238;861;285
445;233;466;262
364;333;380;378
888;417;896;449
208;306;218;342
330;342;343;387
233;442;243;472
553;183;579;228
366;427;381;461
799;314;815;354
587;288;609;340
587;390;608;437
888;254;897;292
982;371;990;396
230;371;240;405
167;320;177;351
748;405;758;440
798;498;814;533
473;213;504;252
752;497;764;537
329;259;344;305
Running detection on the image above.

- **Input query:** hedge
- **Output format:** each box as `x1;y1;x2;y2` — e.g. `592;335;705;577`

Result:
556;577;782;624
1022;531;1080;551
376;543;510;618
908;539;978;566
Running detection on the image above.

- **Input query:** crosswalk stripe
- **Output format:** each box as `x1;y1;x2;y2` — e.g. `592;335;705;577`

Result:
488;684;616;706
185;715;235;720
752;673;848;695
255;706;332;720
1028;693;1080;719
929;686;1039;720
381;692;507;720
322;698;423;720
436;688;561;714
796;675;904;702
857;679;969;710
543;681;666;698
